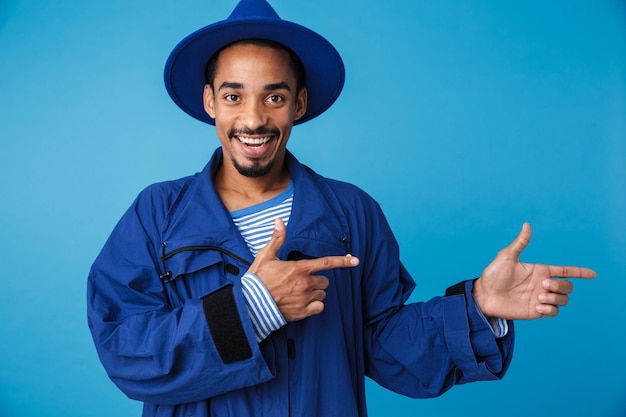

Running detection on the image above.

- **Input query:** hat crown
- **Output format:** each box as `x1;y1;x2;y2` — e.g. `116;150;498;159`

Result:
228;0;281;20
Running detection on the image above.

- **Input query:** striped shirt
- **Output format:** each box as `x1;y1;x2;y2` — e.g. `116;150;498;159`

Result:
231;183;293;342
231;183;293;256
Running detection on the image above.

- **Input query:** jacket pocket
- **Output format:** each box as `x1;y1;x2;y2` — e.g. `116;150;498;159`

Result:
159;240;252;307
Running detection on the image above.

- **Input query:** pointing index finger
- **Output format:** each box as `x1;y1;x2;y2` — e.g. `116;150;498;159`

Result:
305;255;360;273
548;265;597;279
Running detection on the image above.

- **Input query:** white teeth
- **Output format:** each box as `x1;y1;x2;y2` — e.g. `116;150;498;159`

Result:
237;136;271;146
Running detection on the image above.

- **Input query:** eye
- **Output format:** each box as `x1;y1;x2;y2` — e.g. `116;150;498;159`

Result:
224;94;240;102
266;94;285;104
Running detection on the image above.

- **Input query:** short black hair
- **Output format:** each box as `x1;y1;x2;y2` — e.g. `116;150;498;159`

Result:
205;39;305;92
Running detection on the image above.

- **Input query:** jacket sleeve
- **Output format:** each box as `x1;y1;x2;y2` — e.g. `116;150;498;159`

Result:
86;186;274;405
355;197;514;398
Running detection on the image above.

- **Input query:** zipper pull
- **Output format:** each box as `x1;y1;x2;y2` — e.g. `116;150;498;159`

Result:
159;242;184;305
160;242;169;278
342;237;352;256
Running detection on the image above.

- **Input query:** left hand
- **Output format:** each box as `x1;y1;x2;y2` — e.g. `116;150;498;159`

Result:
472;223;596;320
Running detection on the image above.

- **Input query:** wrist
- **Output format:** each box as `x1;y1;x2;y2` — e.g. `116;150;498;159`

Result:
472;277;493;318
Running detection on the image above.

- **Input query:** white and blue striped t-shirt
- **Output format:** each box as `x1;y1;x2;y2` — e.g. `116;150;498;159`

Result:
231;182;293;256
231;183;293;342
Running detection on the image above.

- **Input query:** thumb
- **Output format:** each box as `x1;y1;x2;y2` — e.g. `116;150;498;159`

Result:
505;222;532;259
256;218;286;260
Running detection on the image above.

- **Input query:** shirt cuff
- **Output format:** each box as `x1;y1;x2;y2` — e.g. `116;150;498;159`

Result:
241;272;286;342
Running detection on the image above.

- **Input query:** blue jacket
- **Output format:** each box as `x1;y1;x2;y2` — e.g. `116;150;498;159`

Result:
87;148;514;417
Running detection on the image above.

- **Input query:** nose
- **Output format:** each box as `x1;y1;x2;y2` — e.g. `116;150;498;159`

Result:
240;99;268;129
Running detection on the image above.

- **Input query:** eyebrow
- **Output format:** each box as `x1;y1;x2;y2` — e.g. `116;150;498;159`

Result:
217;81;292;92
264;82;291;92
218;82;244;91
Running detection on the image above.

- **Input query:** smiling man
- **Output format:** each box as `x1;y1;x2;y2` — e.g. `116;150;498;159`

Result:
87;1;596;416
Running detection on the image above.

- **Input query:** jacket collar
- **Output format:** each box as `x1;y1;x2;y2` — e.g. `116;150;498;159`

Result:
161;148;350;260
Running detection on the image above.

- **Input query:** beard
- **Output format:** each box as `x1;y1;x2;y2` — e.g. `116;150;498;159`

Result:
231;155;276;178
228;126;281;178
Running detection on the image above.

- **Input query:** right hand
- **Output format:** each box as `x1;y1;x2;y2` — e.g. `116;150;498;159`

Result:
248;218;360;321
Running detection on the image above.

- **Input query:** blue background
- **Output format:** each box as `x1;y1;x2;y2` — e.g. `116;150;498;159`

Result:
1;0;624;416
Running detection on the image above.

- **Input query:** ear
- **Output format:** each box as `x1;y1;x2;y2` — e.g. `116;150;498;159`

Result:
203;84;216;118
293;87;308;121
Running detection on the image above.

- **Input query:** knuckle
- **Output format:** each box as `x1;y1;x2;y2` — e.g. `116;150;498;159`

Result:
319;257;332;270
547;279;558;292
292;261;309;275
544;305;558;317
293;279;309;293
308;289;326;302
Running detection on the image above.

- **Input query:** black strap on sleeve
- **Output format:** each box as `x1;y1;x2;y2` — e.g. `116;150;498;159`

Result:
445;280;468;297
202;284;253;364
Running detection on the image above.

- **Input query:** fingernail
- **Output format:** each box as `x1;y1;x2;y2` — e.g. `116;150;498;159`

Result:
349;257;359;266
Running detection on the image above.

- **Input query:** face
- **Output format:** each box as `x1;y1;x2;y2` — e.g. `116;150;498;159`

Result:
203;43;308;179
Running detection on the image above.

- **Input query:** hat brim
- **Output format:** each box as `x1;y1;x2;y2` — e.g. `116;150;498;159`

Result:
164;18;345;125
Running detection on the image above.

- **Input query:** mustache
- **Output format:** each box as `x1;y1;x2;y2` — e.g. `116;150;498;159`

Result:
228;127;280;138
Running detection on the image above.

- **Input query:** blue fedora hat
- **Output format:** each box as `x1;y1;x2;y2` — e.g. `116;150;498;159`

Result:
164;0;345;125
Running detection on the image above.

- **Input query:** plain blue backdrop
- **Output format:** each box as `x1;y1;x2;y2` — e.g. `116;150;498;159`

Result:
1;0;624;416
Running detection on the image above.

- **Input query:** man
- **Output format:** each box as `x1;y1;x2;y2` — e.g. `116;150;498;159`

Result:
87;1;596;416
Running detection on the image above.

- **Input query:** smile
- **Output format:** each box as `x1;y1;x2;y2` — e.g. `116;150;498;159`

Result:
237;136;273;147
